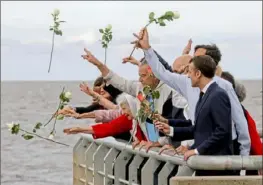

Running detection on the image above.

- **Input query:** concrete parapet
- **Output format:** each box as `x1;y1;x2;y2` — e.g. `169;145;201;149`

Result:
170;176;262;185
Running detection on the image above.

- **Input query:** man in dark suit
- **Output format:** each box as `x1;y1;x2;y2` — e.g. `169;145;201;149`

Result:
155;55;235;176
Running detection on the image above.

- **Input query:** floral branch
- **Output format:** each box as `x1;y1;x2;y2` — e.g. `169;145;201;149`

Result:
99;24;113;65
6;87;72;146
48;9;66;73
129;11;180;58
6;122;70;147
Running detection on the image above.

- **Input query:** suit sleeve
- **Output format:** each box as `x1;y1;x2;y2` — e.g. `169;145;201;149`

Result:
171;126;195;141
153;50;173;72
92;115;132;139
168;119;192;127
196;92;232;155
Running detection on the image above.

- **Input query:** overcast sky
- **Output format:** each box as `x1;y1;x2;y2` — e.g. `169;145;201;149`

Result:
1;1;262;81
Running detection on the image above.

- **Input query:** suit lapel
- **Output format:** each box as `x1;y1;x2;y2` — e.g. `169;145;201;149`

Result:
195;82;217;122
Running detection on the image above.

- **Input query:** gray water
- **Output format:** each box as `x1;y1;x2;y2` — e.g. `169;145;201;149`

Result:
1;80;262;185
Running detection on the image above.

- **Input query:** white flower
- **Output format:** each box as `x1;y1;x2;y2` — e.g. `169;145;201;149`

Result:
107;24;112;30
53;9;60;16
48;134;54;140
173;11;180;19
64;91;72;99
6;122;14;130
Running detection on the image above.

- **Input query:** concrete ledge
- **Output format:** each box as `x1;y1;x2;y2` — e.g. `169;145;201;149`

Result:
170;176;262;185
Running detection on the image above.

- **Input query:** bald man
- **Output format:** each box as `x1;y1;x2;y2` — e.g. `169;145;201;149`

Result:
172;54;193;74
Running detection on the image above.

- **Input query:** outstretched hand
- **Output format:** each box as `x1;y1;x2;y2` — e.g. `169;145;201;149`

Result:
81;48;101;66
122;56;140;66
182;39;193;55
79;82;95;97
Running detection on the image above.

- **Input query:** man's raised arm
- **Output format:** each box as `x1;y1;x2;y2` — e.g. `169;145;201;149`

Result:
133;28;189;98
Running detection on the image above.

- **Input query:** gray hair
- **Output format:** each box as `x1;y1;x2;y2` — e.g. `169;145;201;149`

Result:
235;81;246;102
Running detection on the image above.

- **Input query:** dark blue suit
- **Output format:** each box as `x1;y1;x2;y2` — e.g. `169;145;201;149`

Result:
171;82;235;175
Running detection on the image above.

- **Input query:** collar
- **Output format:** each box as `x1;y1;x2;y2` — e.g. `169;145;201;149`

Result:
202;80;215;94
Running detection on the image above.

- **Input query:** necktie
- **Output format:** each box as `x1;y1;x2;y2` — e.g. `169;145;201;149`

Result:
195;91;204;118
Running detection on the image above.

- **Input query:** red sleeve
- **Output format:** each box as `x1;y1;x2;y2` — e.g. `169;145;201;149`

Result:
92;114;132;139
245;110;263;155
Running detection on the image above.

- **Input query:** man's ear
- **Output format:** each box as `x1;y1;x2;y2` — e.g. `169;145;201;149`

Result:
196;70;202;79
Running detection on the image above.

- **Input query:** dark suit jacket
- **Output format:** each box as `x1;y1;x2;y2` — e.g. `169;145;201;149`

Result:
171;82;233;156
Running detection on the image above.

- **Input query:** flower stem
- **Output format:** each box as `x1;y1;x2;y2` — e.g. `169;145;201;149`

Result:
44;87;65;127
104;47;107;65
20;128;70;147
48;31;55;73
129;22;152;59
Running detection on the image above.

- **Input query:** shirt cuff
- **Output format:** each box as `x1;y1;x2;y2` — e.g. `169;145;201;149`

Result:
143;47;154;57
103;70;114;81
168;126;174;137
194;149;199;155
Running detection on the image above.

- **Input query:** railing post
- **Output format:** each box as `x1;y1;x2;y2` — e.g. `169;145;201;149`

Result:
73;138;91;185
141;157;161;185
94;144;110;185
104;148;119;185
158;162;177;185
114;150;133;185
129;154;146;184
85;142;99;185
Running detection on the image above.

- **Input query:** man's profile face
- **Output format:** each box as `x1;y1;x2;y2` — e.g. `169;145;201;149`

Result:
138;64;155;87
187;62;201;87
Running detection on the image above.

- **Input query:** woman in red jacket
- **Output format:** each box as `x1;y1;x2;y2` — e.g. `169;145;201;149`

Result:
63;95;147;144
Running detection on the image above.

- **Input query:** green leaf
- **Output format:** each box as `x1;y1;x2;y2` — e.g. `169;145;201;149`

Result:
159;19;166;26
99;29;104;33
149;12;155;21
165;11;174;17
105;36;109;42
49;28;54;31
55;30;62;36
33;129;36;133
59;21;66;23
56;115;64;120
22;134;34;140
11;124;20;135
102;35;106;41
59;92;65;101
143;86;151;95
105;28;110;33
152;91;160;99
34;122;42;129
55;22;60;27
109;34;112;41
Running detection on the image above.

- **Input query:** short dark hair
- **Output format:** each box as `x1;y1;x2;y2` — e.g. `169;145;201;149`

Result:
190;55;216;78
221;71;236;89
94;76;105;87
194;44;222;65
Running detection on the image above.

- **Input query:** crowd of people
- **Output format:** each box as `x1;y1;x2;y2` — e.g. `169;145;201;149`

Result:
58;28;262;176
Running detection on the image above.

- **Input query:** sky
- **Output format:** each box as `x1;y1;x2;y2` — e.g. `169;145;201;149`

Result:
1;1;262;81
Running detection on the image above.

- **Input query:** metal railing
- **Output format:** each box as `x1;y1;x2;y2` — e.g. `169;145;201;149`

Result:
73;134;262;185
